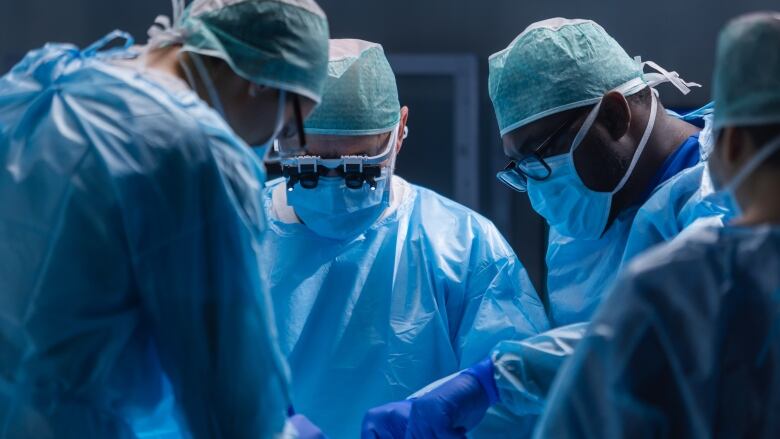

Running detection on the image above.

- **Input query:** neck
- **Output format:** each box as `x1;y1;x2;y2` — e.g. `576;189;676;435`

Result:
143;45;188;85
736;169;780;225
609;112;699;222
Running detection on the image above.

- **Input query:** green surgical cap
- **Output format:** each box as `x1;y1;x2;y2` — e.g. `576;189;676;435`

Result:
304;39;400;135
488;18;644;136
713;12;780;131
152;0;330;103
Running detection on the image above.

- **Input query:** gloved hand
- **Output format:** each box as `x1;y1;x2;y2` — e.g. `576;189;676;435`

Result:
361;401;412;438
360;358;499;439
289;414;329;439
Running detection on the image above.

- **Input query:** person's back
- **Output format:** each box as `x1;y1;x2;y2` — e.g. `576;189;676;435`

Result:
0;0;331;436
0;35;279;438
535;12;780;438
536;225;780;437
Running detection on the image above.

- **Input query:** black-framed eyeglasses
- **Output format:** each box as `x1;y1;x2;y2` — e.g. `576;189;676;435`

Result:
282;162;383;190
496;114;578;192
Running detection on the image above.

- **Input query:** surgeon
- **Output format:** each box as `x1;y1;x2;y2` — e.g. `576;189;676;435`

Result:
362;18;732;437
0;0;329;438
534;11;780;438
491;17;726;327
265;39;549;439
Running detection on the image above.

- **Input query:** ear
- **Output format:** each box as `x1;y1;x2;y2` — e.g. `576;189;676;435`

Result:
721;126;758;168
719;127;739;164
396;106;410;154
712;126;744;182
598;91;631;141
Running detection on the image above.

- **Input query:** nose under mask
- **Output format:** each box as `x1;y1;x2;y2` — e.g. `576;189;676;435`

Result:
286;170;392;241
526;89;659;240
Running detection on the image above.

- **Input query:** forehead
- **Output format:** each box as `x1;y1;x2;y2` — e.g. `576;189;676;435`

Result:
303;132;391;157
501;108;579;155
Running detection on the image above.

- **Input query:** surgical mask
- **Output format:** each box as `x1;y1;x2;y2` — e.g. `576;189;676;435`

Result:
285;127;399;240
286;168;392;240
526;85;659;240
709;133;780;220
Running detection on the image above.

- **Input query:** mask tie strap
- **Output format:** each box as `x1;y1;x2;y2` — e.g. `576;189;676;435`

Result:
726;134;780;192
82;30;135;59
612;91;659;194
635;57;701;95
147;0;186;50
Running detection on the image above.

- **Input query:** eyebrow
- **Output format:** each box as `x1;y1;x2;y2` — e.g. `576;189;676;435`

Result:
308;142;385;158
513;131;550;157
520;111;582;156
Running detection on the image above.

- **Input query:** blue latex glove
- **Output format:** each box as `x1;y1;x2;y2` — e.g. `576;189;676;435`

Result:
360;358;499;439
362;401;412;438
290;414;329;439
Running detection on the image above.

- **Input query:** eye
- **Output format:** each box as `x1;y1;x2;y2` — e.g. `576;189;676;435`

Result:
279;123;298;140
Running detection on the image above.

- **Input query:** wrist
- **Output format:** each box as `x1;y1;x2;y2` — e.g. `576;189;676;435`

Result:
463;357;500;406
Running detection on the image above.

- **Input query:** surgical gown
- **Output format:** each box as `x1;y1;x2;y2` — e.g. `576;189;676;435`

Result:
0;38;290;438
261;176;550;439
535;224;780;438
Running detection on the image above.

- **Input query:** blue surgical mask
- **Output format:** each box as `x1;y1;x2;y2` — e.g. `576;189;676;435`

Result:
526;88;659;240
286;170;392;240
708;133;780;221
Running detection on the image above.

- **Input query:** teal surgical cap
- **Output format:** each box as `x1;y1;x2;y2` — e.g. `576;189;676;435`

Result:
304;39;401;135
489;18;645;136
713;12;780;131
149;0;330;103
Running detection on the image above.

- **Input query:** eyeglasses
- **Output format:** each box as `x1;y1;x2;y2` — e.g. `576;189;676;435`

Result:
496;114;579;192
283;161;383;190
280;125;400;191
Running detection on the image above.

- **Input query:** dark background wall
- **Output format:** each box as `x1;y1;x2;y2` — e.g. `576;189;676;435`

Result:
3;0;776;294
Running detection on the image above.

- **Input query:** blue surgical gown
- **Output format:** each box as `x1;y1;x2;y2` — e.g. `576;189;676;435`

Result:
261;177;550;439
535;224;780;438
0;37;290;438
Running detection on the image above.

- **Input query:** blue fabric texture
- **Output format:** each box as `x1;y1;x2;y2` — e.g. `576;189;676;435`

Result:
536;225;780;438
0;38;290;438
490;323;589;417
262;176;549;438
